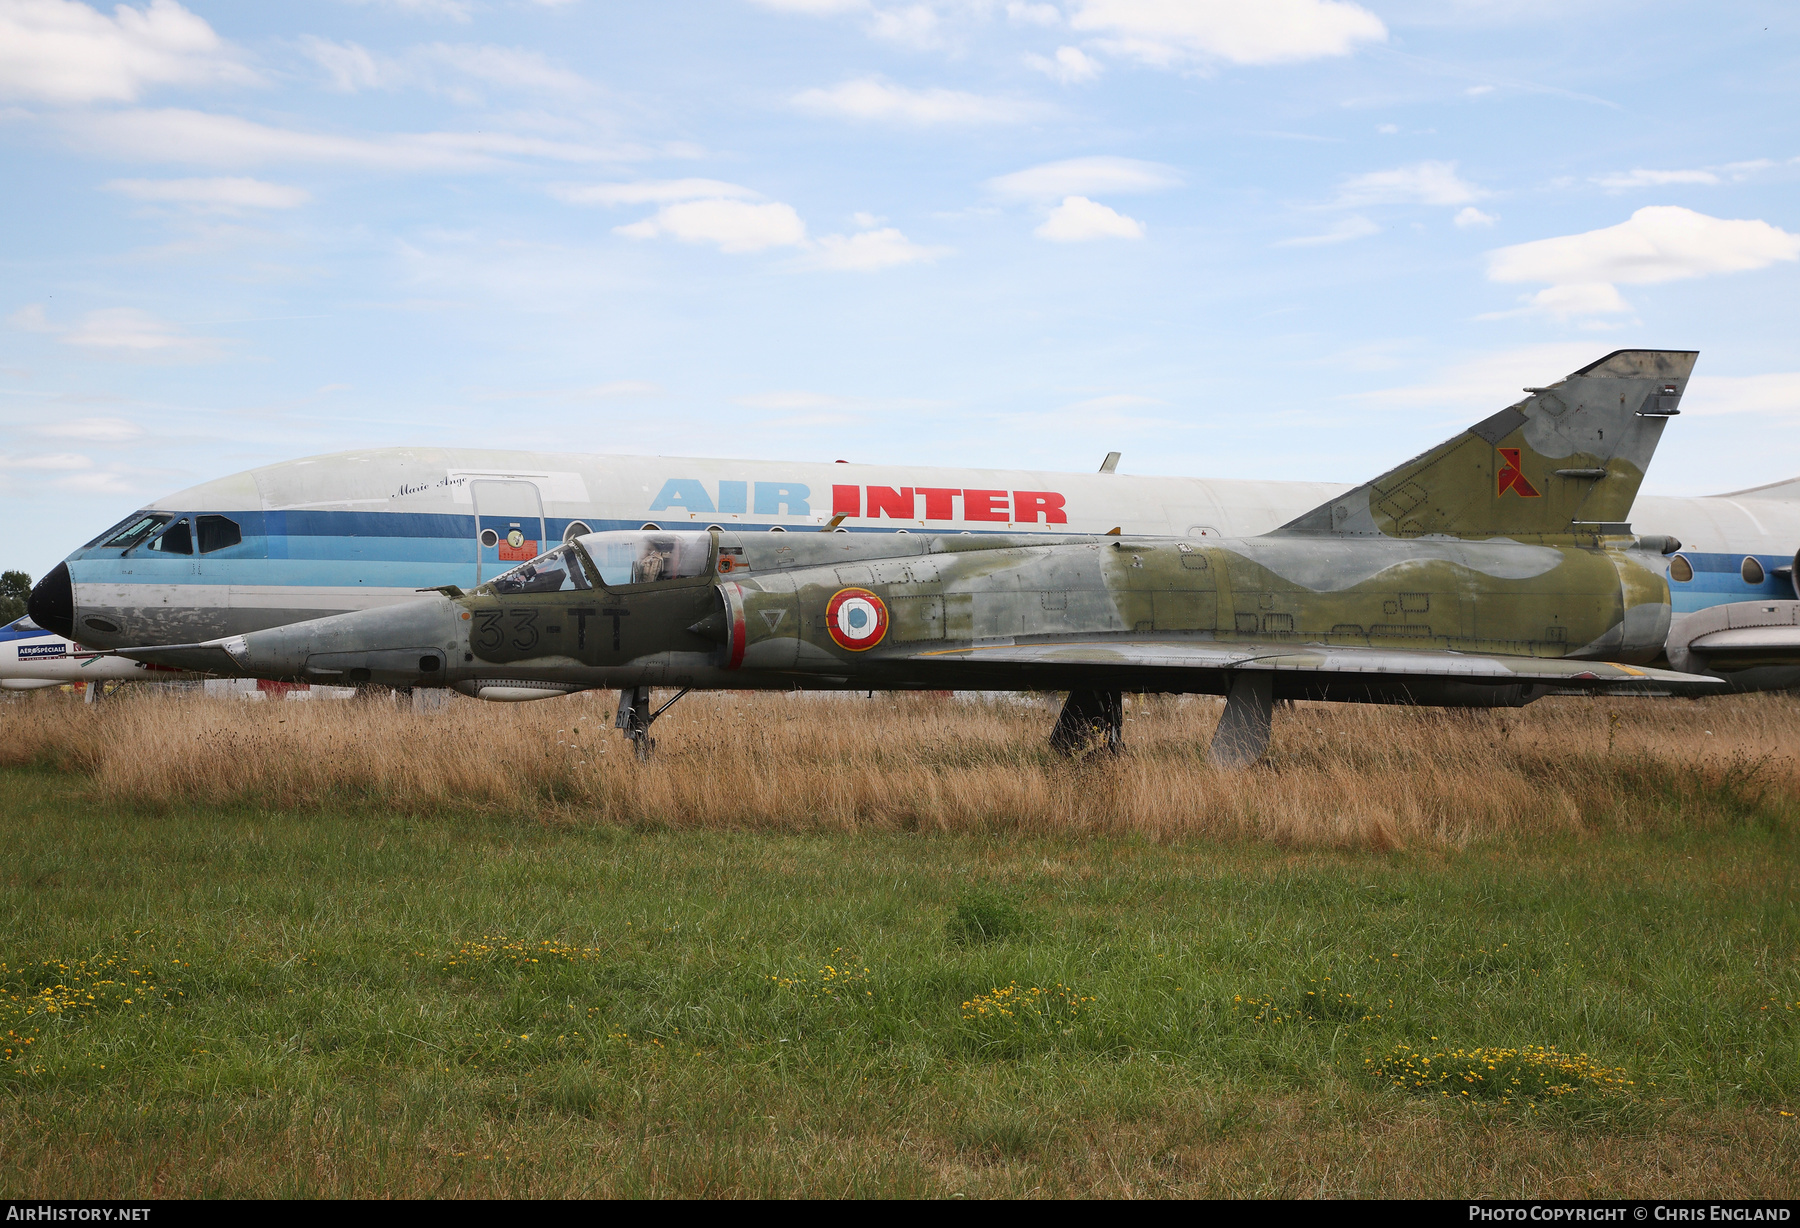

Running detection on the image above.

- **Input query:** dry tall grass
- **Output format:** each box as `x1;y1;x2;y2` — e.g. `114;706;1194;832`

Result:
2;688;1794;846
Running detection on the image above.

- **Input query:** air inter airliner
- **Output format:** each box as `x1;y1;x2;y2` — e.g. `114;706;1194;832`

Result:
21;437;1800;690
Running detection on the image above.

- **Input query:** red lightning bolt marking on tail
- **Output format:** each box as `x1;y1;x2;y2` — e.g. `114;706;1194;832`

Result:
1496;447;1541;498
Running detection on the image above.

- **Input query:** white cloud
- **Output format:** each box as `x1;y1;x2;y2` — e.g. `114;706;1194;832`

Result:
30;416;144;442
586;184;949;272
804;227;948;271
60;307;219;358
869;4;943;47
1024;45;1102;82
69;108;478;168
746;0;866;11
1592;168;1720;190
1067;0;1385;68
608;197;944;269
54;470;145;494
105;176;309;209
1335;160;1483;207
1035;196;1144;241
415;42;594;97
0;0;256;104
298;37;390;92
413;130;638;163
1454;206;1496;228
550;179;760;206
343;0;473;20
8;304;52;332
1487;206;1800;287
792;77;1047;124
1275;215;1378;246
987;156;1180;200
299;38;593;100
1007;2;1061;24
1680;372;1800;419
471;381;663;401
1355;344;1603;420
0;451;90;471
1482;282;1633;321
66;108;627;169
616;199;808;253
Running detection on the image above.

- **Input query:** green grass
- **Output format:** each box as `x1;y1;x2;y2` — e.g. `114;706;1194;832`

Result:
1;764;1797;1197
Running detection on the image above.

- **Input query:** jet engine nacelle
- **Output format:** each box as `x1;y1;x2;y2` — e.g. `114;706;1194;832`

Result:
1573;542;1675;665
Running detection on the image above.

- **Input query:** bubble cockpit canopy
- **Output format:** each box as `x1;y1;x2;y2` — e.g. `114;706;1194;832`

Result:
483;531;713;595
486;543;593;595
576;531;712;588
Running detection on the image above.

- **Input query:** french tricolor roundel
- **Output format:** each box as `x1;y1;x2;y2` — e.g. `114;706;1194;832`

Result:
826;587;888;651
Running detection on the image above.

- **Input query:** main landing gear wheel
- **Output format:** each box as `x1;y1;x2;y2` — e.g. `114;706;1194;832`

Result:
1209;672;1274;770
1049;688;1124;756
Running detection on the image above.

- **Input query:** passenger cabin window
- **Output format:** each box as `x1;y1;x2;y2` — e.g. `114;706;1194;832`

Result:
100;513;172;549
1669;554;1694;583
197;515;242;553
489;544;594;595
578;532;711;588
146;519;193;555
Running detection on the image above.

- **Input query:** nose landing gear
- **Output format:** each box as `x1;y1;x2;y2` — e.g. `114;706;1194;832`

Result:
614;685;691;760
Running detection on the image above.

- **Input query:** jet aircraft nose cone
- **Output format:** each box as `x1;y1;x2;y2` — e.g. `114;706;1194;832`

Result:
27;563;74;639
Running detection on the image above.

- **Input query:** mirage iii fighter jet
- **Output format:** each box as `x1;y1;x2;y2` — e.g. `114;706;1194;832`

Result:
120;350;1719;767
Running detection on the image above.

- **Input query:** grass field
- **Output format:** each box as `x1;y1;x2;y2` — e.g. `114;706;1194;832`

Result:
0;689;1797;1197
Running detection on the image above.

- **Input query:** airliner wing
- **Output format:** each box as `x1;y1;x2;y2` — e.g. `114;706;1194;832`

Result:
1668;600;1800;673
1684;626;1800;670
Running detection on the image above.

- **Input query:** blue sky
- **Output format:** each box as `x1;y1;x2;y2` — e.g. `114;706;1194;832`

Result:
2;0;1798;579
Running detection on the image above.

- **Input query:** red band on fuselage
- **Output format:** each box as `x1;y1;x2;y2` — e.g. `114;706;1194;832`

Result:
727;582;747;670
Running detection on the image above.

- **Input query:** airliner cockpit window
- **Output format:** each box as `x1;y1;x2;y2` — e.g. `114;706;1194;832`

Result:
197;515;242;553
489;543;594;595
577;532;711;588
99;513;171;549
146;519;193;555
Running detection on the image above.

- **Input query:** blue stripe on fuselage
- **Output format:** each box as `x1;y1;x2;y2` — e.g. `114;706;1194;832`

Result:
1669;552;1794;614
60;511;1794;617
60;508;1032;591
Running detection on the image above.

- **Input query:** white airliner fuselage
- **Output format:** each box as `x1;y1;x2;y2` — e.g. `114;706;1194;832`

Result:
15;447;1800;689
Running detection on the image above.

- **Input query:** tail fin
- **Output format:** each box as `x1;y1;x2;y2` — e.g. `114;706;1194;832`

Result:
1275;349;1698;539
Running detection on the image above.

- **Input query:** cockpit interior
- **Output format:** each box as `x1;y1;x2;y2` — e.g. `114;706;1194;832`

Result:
484;531;714;595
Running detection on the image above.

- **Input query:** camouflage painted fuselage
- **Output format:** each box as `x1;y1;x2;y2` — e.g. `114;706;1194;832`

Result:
124;348;1706;708
144;525;1671;706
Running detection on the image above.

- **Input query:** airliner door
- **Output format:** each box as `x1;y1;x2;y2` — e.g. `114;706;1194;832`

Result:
471;480;546;585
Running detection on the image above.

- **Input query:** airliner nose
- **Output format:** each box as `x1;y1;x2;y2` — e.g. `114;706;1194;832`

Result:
27;564;74;639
